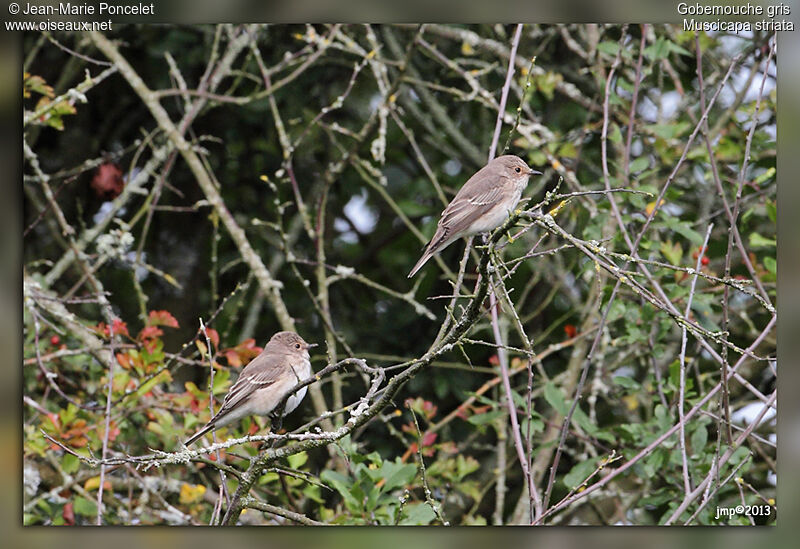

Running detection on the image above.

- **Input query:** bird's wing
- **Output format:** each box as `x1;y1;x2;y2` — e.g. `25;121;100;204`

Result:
213;353;285;418
438;181;506;232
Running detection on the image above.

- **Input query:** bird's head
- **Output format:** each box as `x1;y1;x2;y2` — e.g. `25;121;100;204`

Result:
266;331;317;357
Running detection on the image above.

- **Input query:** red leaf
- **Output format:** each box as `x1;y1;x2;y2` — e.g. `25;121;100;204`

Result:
421;400;438;420
142;338;160;354
138;325;163;341
421;431;438;447
111;318;130;338
488;354;499;366
563;324;577;338
91;162;124;200
147;310;179;329
62;501;75;525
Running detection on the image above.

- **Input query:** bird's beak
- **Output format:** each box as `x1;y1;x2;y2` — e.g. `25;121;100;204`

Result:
529;169;542;176
305;343;318;349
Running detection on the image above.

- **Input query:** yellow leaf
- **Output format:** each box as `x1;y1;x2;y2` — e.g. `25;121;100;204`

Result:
622;394;638;411
461;41;475;55
195;340;207;355
180;483;207;504
645;199;666;216
84;476;111;491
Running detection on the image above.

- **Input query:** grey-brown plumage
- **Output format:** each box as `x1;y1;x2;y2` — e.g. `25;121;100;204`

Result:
184;331;317;446
408;155;541;277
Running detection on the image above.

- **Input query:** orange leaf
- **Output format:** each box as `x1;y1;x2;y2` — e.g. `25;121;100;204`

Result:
116;352;131;369
205;328;220;349
147;310;179;328
224;349;242;368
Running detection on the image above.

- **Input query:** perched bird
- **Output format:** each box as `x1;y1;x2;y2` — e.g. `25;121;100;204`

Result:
408;155;541;277
184;331;317;446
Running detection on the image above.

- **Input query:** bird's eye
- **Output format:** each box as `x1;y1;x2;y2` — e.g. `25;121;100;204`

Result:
515;167;521;173
295;343;301;349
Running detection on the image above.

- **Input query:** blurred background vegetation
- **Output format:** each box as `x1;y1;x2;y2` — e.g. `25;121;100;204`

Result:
23;24;776;525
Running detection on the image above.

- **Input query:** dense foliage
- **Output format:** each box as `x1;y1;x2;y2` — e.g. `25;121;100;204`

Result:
23;24;776;525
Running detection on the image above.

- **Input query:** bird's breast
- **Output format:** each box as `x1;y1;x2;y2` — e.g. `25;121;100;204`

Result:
283;357;312;415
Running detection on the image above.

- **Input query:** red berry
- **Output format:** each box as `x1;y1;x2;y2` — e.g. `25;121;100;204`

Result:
50;335;60;345
701;256;709;266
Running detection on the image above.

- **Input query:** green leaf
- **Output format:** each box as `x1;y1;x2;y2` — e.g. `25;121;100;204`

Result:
558;142;578;159
613;376;640;390
73;496;97;516
766;201;776;223
466;410;505;426
62;453;80;474
370;460;417;493
135;370;171;397
662;216;704;246
645;37;670;60
398;502;437;525
749;232;776;249
690;424;708;457
609;123;622;144
455;454;480;481
659;240;683;266
643;448;667;478
665;40;692;57
287;451;308;469
629;156;650;173
640;487;675;507
597;41;620;56
649;122;690;140
763;256;776;275
544;382;569;415
320;470;360;512
563;459;598;489
754;167;775;186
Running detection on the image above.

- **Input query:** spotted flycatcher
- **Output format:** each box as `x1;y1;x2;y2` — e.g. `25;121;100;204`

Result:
184;331;317;446
408;155;541;277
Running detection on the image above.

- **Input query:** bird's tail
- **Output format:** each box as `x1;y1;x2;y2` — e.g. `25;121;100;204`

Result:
408;228;452;277
184;421;215;447
408;248;434;278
